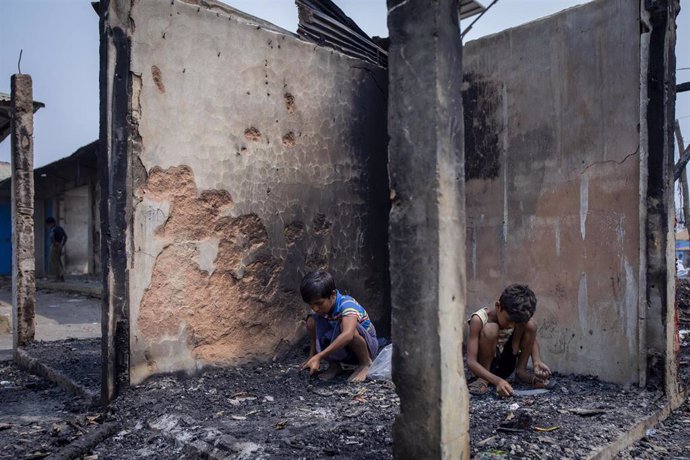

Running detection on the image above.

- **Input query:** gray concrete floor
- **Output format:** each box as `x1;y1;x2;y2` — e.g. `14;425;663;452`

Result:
0;285;101;353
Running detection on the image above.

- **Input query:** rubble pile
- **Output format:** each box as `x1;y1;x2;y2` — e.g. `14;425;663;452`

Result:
679;278;690;313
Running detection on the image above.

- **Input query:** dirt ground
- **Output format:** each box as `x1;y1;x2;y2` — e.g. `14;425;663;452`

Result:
23;338;102;392
468;377;664;459
2;337;682;460
0;282;100;354
678;278;690;311
0;358;100;460
94;349;396;459
681;328;690;384
678;279;690;384
616;399;690;459
5;324;690;459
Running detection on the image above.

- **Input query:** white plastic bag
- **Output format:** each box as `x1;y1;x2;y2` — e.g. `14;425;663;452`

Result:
367;344;392;381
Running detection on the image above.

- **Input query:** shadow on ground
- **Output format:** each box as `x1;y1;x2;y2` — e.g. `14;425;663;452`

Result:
0;280;100;353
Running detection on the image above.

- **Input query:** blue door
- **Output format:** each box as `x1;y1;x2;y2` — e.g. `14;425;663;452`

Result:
0;201;11;276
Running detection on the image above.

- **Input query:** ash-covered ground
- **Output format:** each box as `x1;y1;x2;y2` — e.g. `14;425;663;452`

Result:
616;398;690;459
0;359;101;460
4;274;690;459
469;377;663;459
1;337;688;459
678;277;690;383
94;358;396;459
23;337;101;392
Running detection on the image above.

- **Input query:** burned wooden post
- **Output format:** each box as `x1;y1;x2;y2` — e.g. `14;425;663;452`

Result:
675;121;690;237
387;0;468;457
674;126;690;182
99;4;132;403
642;0;681;402
10;73;36;348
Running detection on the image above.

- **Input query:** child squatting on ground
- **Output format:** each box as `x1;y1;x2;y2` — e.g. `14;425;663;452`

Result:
466;284;552;397
299;270;379;383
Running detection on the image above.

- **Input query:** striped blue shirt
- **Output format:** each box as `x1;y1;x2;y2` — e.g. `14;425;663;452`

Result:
325;290;372;331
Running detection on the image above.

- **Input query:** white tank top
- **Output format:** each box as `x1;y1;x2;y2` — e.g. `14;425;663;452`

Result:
470;307;513;353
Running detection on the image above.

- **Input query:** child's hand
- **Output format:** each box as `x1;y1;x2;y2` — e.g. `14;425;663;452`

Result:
496;379;514;397
300;355;321;376
534;361;551;379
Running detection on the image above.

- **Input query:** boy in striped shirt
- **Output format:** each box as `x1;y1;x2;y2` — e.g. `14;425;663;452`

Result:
300;270;379;382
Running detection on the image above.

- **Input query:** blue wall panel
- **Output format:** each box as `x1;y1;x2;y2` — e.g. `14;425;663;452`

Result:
0;201;11;276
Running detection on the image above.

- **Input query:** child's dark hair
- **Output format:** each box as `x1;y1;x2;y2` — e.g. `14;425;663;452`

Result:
300;270;336;303
499;284;537;323
45;217;56;224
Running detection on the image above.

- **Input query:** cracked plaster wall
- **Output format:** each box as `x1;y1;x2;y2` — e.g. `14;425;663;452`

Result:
463;0;642;384
120;0;389;383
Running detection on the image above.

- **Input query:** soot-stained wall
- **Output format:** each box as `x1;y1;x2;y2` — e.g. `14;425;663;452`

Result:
463;0;643;383
107;0;389;383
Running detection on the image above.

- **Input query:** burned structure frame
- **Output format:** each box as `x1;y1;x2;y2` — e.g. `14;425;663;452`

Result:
91;0;682;457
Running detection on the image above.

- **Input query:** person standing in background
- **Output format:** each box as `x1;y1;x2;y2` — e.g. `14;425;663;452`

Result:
46;217;67;282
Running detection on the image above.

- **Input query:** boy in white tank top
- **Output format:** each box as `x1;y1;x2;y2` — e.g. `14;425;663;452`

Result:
466;284;551;396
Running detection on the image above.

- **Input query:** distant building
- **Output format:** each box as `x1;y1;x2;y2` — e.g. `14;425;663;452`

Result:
0;92;46;276
0;161;9;182
0;141;99;277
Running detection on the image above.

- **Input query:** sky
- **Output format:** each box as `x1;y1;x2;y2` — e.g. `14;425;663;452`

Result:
0;0;688;168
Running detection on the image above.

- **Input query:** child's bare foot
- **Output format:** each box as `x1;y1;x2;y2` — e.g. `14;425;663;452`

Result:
516;370;555;389
467;378;490;395
347;361;372;383
319;362;343;380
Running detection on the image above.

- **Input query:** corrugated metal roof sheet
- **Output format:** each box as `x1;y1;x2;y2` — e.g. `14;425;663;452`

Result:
297;0;486;68
460;0;486;20
296;0;388;67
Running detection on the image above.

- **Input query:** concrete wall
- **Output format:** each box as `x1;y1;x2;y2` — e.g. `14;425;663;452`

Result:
63;186;90;274
387;0;469;455
463;0;643;383
107;0;389;383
